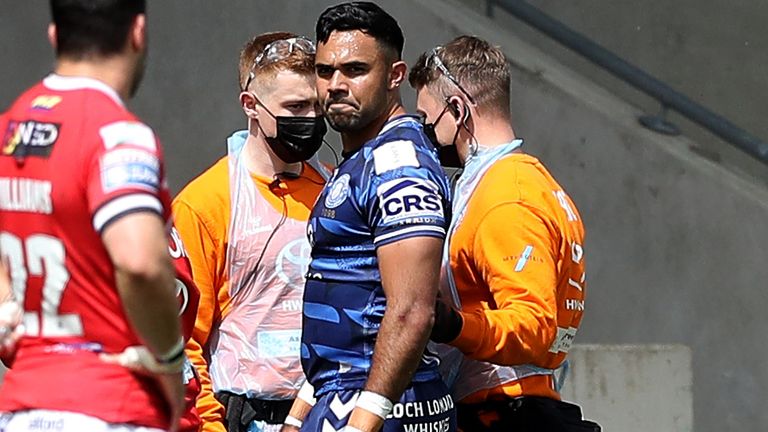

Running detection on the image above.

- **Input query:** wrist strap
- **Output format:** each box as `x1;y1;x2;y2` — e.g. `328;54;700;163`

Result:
154;336;185;364
355;390;393;420
284;415;303;428
297;380;317;406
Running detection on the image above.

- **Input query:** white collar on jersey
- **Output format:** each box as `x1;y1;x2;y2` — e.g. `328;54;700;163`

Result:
378;114;419;136
43;74;125;107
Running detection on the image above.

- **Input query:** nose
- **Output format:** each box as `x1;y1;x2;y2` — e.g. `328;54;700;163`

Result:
327;70;348;96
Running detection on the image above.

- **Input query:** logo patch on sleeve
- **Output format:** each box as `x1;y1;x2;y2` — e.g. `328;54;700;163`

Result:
377;177;444;225
100;148;161;192
372;140;420;175
99;121;157;151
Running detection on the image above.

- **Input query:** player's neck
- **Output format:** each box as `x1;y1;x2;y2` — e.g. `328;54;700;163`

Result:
341;103;407;154
242;133;302;179
54;57;134;101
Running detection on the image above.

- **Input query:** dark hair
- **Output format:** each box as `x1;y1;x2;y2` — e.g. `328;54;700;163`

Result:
50;0;146;59
316;2;404;59
410;35;511;117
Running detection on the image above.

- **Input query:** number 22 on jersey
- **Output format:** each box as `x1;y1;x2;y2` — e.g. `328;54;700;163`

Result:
0;231;83;337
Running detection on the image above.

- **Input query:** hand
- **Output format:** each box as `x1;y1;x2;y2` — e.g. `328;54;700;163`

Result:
280;425;301;432
0;301;23;360
0;261;23;359
99;345;184;375
157;371;185;432
345;407;385;432
430;299;463;343
100;346;185;431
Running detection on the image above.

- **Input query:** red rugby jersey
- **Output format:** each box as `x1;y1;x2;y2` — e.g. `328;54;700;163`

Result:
0;74;176;429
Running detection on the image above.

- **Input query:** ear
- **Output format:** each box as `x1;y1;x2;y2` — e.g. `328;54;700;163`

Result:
239;91;259;120
388;60;408;90
130;14;147;53
47;23;57;50
446;95;467;124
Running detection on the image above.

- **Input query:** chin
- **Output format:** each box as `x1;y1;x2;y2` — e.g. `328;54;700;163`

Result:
328;114;361;132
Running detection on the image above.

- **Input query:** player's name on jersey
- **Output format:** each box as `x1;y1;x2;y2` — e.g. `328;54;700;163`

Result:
0;177;52;214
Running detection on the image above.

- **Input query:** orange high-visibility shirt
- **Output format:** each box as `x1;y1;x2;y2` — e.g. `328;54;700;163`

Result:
448;153;586;402
172;157;325;432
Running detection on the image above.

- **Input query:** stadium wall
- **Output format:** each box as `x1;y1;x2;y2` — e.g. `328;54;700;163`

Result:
1;2;767;431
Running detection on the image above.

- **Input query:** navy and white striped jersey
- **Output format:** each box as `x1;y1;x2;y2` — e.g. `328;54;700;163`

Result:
301;115;451;395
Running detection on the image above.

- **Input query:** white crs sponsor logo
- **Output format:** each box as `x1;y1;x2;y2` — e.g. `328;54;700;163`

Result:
377;177;443;224
100;148;160;192
276;238;312;287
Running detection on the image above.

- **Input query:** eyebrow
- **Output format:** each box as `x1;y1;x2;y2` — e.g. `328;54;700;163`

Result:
341;61;368;68
280;96;313;104
315;60;369;69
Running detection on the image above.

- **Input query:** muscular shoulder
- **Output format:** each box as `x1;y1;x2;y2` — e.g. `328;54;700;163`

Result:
366;117;442;179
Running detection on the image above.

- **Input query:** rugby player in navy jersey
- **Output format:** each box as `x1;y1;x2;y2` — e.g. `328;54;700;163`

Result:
281;3;456;432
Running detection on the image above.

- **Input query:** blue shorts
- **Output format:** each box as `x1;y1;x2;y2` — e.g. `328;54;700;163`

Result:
301;379;457;431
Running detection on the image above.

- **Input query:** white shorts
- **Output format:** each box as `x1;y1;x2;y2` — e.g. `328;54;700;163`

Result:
0;410;164;432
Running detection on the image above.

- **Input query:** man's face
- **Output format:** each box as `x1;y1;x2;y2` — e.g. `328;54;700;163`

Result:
315;30;392;132
255;69;320;137
416;86;455;147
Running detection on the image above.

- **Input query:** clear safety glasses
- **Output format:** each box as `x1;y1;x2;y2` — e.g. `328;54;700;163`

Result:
425;46;477;105
243;37;316;90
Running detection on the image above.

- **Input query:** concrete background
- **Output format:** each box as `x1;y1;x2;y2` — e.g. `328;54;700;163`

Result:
2;1;768;431
561;345;693;431
459;0;768;186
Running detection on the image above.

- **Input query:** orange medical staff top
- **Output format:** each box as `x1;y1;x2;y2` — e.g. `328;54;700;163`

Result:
448;153;586;403
172;156;325;432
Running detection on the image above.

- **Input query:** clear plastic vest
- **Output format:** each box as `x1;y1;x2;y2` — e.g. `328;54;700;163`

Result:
209;131;329;399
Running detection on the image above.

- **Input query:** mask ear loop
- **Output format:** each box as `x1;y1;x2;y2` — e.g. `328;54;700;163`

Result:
452;101;480;158
250;93;280;141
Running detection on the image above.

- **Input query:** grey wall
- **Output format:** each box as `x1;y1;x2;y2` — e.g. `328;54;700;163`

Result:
431;2;768;430
2;1;768;431
0;1;436;193
459;0;768;187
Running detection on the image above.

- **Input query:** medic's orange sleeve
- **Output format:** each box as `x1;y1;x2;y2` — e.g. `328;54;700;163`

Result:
451;202;559;366
172;159;231;432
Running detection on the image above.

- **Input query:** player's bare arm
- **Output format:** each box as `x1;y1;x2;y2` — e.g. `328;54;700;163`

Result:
346;236;443;432
102;211;185;428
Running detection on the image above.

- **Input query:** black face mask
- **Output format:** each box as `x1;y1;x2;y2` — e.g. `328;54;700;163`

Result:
422;104;463;168
264;115;327;164
423;122;462;168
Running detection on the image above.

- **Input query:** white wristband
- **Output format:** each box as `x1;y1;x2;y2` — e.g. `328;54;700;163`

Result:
355;390;393;420
297;380;317;406
284;415;303;428
342;427;365;432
